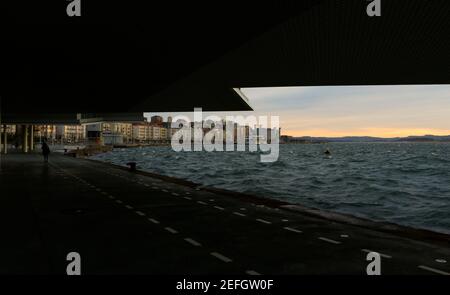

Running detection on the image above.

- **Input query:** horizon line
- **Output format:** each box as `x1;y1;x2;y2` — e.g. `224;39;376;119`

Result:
282;134;450;139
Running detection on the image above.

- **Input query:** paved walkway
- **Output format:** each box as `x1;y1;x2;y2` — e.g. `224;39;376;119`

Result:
0;153;449;275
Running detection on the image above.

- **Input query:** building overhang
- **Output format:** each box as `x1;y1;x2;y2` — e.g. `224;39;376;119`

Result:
1;1;449;121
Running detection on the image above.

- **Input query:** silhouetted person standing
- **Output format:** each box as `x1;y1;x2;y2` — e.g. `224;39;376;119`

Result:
42;141;50;163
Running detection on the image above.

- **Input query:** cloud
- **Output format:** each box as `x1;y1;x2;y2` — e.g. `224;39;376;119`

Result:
239;85;450;137
145;85;450;137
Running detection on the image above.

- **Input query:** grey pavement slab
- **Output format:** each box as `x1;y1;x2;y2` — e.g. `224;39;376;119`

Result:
0;153;449;275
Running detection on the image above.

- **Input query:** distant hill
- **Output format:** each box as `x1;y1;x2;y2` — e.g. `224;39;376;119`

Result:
282;135;450;143
400;135;450;142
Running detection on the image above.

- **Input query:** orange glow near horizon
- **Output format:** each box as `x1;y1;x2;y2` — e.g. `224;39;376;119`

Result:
283;128;450;138
238;85;450;139
146;86;450;138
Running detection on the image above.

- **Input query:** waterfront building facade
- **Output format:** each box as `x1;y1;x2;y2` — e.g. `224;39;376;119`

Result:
56;125;86;142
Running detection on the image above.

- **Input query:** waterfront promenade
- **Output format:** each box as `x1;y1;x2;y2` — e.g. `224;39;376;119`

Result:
0;153;449;275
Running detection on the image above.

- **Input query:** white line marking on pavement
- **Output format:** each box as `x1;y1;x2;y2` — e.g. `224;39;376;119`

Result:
435;259;447;263
246;270;261;275
418;265;450;275
148;218;160;224
240;208;247;211
282;219;289;222
108;195;115;200
96;188;102;192
284;227;302;233
209;199;215;202
185;192;191;195
184;238;202;247
172;193;179;196
116;200;123;204
144;184;149;187
340;234;349;238
214;206;225;211
135;211;146;216
256;218;272;224
165;227;178;234
125;205;134;210
318;237;341;245
162;189;168;192
197;201;207;205
152;187;158;190
210;252;232;263
183;196;192;200
233;212;246;217
361;249;391;258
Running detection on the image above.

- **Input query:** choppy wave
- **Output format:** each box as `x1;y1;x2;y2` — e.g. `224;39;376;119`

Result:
91;142;450;234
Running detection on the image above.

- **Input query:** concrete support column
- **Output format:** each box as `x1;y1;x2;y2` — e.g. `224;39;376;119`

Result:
29;125;34;151
3;125;7;154
0;125;3;154
22;125;28;153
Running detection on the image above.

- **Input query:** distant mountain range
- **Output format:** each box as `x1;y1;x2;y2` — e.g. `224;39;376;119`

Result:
284;135;450;143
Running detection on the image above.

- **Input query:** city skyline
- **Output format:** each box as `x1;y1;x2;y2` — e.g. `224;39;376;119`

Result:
145;85;450;138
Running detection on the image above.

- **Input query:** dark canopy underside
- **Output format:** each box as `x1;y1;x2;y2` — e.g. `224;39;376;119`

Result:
1;0;449;122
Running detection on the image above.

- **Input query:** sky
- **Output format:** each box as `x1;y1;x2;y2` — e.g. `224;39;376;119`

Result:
145;85;450;138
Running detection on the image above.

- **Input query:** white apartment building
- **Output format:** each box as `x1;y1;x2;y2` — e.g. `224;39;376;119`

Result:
56;125;86;142
35;125;57;141
132;123;151;142
160;127;167;140
150;126;161;140
1;125;17;135
86;122;133;145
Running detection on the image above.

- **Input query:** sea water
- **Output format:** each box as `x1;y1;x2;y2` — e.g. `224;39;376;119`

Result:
91;142;450;234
